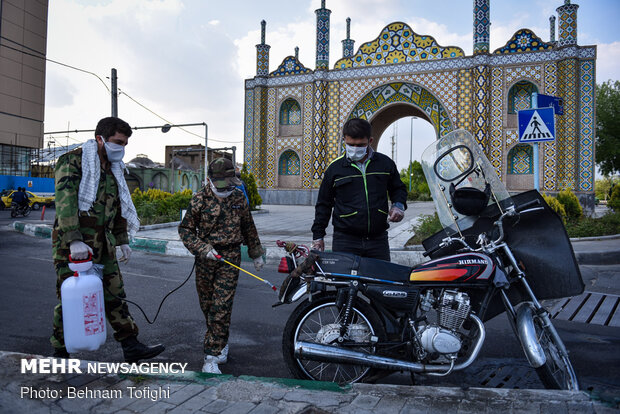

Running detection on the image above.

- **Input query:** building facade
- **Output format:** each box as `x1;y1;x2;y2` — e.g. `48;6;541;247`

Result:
244;0;596;209
0;0;48;176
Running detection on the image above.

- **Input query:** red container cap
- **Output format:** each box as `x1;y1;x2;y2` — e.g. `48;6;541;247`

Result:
277;257;290;273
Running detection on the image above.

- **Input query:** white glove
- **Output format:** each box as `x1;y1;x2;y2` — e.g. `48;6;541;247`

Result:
253;256;265;272
119;244;132;263
388;206;405;222
205;248;220;261
311;239;325;251
69;240;93;260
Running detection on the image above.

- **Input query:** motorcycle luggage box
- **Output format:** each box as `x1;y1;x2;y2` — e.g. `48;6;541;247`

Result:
314;251;412;283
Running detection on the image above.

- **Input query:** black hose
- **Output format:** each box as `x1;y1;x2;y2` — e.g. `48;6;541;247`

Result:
103;260;196;324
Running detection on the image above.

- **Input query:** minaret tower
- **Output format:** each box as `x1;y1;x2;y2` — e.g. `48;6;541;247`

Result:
315;0;331;70
256;20;270;76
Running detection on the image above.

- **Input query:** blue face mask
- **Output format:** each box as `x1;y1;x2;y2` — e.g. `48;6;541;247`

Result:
104;141;125;162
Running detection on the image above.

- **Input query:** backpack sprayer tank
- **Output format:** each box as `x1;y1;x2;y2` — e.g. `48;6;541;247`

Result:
61;254;106;352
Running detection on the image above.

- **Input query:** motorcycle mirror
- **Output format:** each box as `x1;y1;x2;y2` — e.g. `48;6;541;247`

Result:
433;145;474;183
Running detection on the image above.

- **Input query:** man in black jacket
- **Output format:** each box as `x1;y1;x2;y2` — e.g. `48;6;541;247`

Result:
311;118;407;261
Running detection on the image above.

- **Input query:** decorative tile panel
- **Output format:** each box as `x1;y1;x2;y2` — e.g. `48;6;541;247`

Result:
557;59;578;189
489;67;504;176
256;44;271;77
244;90;254;170
508;144;534;174
473;65;489;148
327;82;341;163
315;7;331;70
265;88;277;188
302;84;314;189
493;29;554;54
270;56;312;77
312;81;328;184
543;63;557;190
457;69;473;132
347;82;453;136
505;65;541;84
557;3;579;47
579;60;594;191
473;0;490;55
334;22;464;69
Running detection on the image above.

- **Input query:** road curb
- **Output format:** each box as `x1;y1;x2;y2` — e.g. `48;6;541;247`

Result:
8;222;620;266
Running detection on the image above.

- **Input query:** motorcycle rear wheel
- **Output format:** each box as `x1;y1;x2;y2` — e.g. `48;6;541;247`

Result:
22;207;31;217
282;294;386;385
10;208;17;218
533;314;579;390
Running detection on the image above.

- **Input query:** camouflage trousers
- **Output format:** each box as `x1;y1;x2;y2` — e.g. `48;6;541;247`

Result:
195;246;241;356
50;254;139;349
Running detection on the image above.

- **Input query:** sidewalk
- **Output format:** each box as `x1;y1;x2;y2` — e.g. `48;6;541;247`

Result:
1;351;613;414
8;202;620;266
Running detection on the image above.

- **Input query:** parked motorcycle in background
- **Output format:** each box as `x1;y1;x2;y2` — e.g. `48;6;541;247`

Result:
276;129;583;390
10;202;31;218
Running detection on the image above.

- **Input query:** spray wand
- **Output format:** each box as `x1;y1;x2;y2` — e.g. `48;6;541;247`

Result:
215;255;278;292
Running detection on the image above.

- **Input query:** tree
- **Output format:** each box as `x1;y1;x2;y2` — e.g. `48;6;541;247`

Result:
240;163;262;210
596;80;620;176
400;160;431;199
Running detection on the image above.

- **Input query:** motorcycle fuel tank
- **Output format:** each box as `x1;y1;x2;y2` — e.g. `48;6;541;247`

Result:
410;253;494;285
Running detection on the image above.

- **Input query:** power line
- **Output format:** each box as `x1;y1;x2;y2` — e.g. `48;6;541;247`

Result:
1;35;242;146
0;36;111;93
118;88;241;144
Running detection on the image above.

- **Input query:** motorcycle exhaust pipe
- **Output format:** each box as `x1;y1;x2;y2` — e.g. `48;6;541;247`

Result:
295;314;485;374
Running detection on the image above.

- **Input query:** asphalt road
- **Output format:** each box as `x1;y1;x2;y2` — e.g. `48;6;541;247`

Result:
0;219;618;401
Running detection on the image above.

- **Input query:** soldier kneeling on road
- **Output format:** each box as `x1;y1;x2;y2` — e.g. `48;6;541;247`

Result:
179;157;265;374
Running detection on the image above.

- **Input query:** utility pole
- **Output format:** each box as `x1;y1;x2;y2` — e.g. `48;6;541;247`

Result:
111;68;118;117
390;122;398;162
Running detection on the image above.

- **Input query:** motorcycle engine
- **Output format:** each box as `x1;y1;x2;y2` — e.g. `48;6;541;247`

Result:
417;290;471;355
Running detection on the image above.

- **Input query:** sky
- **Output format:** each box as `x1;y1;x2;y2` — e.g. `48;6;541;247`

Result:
43;0;620;172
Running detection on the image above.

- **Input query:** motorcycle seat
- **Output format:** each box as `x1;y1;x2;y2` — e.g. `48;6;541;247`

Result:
314;250;412;284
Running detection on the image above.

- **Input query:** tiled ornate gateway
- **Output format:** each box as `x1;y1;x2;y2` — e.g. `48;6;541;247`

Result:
244;1;595;207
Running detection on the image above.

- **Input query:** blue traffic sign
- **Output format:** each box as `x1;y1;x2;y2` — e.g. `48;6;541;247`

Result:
537;94;564;115
518;107;555;143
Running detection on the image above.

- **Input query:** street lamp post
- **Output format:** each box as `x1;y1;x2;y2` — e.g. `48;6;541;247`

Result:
409;117;415;192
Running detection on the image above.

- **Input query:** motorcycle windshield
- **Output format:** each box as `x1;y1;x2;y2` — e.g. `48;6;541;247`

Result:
421;129;514;233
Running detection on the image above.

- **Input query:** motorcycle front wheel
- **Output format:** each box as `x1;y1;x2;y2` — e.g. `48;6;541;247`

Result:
22;207;31;217
282;294;386;385
533;313;579;390
10;208;17;218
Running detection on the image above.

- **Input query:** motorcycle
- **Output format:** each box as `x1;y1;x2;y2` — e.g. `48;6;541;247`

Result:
275;129;583;390
10;202;31;218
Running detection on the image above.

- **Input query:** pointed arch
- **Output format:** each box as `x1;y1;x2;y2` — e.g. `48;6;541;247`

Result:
348;82;453;136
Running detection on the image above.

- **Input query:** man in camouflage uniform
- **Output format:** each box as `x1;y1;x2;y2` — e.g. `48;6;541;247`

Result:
51;116;164;362
179;157;264;374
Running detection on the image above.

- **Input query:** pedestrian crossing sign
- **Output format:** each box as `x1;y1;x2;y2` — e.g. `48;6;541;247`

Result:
518;107;555;143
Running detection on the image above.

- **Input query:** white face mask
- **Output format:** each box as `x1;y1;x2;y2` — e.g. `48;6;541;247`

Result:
345;144;367;162
104;141;125;162
210;181;234;198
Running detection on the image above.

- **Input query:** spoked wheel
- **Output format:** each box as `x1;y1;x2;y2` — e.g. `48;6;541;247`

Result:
282;294;385;385
533;313;579;390
22;207;31;217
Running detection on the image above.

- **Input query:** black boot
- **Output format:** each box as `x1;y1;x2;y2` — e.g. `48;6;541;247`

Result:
52;347;70;359
121;336;165;363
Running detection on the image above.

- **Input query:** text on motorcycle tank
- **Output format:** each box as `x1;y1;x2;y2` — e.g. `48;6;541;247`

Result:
410;253;494;282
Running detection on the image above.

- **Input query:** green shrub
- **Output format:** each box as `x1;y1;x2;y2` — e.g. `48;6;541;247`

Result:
407;190;419;200
542;193;567;222
609;185;620;212
406;213;442;245
556;189;582;220
241;164;262;210
565;211;620;238
131;188;192;225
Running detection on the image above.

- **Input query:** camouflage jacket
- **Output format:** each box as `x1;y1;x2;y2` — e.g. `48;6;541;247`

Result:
178;185;263;260
52;148;129;262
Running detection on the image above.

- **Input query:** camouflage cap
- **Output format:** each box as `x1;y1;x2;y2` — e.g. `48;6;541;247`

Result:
209;157;241;189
